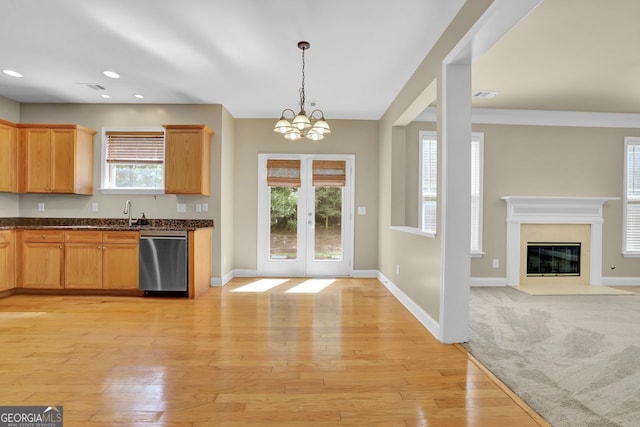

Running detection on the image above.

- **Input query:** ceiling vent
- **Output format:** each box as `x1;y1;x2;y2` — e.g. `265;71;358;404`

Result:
473;90;499;98
78;83;107;91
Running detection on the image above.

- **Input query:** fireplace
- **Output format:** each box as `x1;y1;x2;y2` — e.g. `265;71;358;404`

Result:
501;196;618;286
526;242;581;277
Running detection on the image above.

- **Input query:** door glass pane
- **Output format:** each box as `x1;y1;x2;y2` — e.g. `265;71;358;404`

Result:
270;186;298;260
314;186;342;260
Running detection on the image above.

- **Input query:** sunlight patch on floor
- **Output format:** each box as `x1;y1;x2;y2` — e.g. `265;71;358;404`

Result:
231;278;288;293
285;278;335;294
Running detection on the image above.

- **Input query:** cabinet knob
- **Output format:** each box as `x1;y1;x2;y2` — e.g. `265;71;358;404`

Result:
41;234;46;239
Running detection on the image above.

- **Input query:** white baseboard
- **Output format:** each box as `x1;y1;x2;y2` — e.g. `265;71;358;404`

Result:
377;272;440;339
351;269;378;278
233;269;258;278
210;270;235;287
601;276;640;286
470;277;509;287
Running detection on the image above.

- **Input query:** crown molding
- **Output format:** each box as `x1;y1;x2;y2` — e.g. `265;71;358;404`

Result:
416;106;640;128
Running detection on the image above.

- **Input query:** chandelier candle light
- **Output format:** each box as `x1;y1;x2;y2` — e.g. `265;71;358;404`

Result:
274;41;331;141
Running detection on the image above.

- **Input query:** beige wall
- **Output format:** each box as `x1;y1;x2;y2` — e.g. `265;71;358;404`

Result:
400;121;640;280
378;1;495;323
473;123;640;279
14;103;229;280
233;118;379;272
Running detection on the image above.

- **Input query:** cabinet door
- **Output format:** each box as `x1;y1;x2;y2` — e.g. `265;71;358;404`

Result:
164;126;212;195
50;129;75;193
103;243;139;289
0;230;15;291
21;242;64;288
20;128;52;193
65;231;103;288
0;121;17;193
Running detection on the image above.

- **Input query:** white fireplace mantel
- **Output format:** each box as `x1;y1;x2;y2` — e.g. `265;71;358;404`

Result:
501;196;619;286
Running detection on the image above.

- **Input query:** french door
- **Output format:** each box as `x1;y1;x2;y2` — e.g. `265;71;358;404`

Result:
257;154;354;277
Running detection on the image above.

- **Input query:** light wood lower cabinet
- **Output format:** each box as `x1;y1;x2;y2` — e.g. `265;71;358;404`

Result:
65;231;103;289
18;229;139;290
0;230;15;291
102;231;139;290
18;230;65;289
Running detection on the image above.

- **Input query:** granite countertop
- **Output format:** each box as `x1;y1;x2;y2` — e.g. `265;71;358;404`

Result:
0;217;214;231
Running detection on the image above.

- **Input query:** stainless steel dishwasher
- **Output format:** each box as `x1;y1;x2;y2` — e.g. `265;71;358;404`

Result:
139;230;188;295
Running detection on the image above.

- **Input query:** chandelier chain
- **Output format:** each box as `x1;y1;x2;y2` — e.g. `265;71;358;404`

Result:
299;46;306;112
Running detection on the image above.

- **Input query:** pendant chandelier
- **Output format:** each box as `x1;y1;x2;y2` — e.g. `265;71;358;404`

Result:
273;41;331;141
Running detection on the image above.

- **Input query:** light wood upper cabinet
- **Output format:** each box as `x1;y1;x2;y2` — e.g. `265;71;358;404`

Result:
0;230;15;291
18;124;96;195
0;119;18;193
164;125;213;195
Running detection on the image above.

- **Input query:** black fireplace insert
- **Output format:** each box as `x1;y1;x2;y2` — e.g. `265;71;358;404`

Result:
526;242;581;276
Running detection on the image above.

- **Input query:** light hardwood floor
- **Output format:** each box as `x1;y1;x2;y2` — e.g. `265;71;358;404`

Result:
0;278;547;426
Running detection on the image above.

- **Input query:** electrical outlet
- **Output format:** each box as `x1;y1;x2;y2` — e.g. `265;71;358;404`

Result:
202;202;209;212
196;203;202;213
38;202;45;212
91;202;99;212
492;258;499;269
177;203;187;213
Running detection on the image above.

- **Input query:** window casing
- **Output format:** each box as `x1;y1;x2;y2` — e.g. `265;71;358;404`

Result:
470;134;484;255
418;131;484;253
101;128;165;193
623;137;640;255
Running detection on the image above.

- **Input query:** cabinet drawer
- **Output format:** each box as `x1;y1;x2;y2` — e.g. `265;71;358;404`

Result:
65;230;102;243
103;231;139;244
21;229;65;243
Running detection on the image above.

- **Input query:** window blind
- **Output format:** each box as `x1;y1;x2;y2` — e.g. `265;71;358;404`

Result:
105;131;165;164
625;140;640;251
266;159;301;187
312;160;346;187
421;135;437;234
470;137;483;253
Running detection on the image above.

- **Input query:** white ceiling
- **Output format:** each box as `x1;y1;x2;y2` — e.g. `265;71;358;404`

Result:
0;0;465;120
2;1;638;121
472;0;640;114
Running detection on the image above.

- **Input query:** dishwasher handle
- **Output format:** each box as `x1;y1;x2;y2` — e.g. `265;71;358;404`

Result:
140;235;187;240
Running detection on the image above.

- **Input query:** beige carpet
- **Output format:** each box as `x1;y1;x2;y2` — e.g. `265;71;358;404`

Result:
464;286;640;427
517;283;636;296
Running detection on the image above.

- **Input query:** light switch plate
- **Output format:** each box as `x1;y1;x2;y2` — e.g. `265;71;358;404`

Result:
177;203;187;213
38;202;45;212
195;203;202;213
91;202;99;212
357;206;367;215
202;203;209;212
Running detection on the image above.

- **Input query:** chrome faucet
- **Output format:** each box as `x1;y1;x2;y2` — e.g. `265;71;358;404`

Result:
123;199;136;227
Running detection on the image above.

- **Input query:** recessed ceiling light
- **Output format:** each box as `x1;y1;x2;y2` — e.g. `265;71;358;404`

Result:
103;70;120;79
134;94;144;99
3;69;22;78
101;94;110;99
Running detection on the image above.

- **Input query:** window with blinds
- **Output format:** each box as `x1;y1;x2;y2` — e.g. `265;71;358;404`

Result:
624;137;640;254
418;131;484;252
420;132;438;235
102;129;165;190
470;134;484;255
